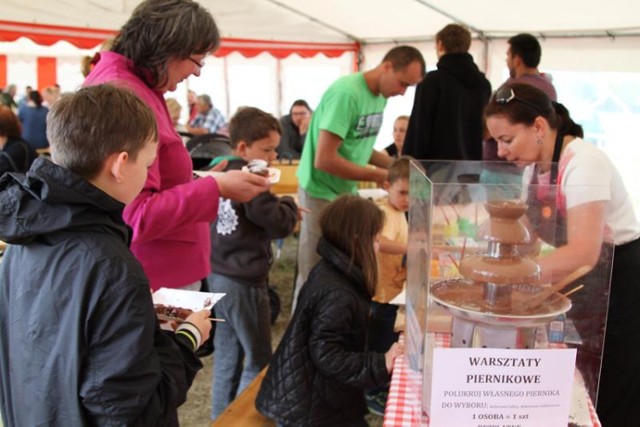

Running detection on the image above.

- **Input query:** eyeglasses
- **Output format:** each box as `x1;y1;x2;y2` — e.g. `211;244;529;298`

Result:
495;86;544;115
187;56;207;68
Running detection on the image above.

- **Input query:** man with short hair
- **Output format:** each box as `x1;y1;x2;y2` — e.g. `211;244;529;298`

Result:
186;94;226;135
293;45;425;310
403;24;491;161
482;33;558;164
505;33;557;101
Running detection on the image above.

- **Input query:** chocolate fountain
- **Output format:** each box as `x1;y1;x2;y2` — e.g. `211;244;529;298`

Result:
430;200;571;349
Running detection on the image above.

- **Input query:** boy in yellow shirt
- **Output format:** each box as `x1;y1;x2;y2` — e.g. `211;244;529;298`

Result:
366;156;411;415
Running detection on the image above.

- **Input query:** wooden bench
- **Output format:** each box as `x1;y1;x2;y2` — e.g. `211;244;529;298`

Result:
211;366;275;427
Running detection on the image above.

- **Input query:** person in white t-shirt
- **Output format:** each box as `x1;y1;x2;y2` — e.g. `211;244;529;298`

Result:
485;83;640;427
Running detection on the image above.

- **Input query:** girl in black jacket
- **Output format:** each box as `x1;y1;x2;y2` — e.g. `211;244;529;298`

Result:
256;195;403;426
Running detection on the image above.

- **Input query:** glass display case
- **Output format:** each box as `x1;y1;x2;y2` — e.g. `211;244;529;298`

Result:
405;160;612;427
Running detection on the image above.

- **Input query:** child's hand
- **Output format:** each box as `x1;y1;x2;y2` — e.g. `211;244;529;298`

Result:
385;342;404;373
184;309;213;344
296;205;310;221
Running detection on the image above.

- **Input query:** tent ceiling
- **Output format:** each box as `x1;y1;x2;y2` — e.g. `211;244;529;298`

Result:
2;0;640;46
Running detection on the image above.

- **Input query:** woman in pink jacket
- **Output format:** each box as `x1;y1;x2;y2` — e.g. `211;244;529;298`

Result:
84;0;270;291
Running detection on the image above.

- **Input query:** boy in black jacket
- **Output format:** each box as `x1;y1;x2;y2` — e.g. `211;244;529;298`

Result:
0;85;211;426
207;106;299;420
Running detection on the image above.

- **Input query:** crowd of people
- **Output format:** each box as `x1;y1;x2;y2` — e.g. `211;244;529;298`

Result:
0;0;638;426
0;84;61;177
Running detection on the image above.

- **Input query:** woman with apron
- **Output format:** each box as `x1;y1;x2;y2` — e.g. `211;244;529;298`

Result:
485;83;640;426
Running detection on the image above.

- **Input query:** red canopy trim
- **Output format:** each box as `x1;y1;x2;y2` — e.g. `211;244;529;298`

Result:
216;38;359;59
0;20;115;49
0;20;359;59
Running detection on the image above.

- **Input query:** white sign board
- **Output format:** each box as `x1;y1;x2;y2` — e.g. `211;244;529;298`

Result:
430;348;576;427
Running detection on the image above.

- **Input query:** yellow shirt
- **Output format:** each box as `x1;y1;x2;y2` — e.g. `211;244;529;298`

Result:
373;199;408;303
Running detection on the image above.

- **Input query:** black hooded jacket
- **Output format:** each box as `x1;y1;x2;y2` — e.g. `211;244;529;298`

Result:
403;52;491;161
0;158;202;426
255;238;389;426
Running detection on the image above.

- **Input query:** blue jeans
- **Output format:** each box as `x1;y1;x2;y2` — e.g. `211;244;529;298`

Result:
366;301;399;396
207;273;272;420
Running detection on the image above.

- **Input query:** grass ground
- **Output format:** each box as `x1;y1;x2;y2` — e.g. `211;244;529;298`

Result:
178;236;383;426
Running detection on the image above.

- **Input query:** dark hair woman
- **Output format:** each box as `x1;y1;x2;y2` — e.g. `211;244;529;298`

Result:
485;83;640;426
17;90;49;150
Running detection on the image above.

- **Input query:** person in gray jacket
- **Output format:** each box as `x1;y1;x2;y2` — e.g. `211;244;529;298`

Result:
0;84;212;426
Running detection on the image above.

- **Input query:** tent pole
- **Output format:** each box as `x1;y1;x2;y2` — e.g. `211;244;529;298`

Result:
276;58;283;118
223;56;230;119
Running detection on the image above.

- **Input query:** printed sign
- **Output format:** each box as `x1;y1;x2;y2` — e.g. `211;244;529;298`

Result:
430;347;576;427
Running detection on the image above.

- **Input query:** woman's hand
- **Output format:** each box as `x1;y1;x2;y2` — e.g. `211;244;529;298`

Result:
385;341;404;373
215;169;271;202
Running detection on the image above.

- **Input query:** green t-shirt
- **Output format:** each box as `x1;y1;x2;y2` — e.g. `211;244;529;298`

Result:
297;73;386;200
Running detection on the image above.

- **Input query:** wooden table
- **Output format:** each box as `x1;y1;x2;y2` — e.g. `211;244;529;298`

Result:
211;366;275;427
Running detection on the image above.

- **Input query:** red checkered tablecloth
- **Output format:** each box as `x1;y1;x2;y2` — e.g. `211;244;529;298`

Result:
384;333;601;427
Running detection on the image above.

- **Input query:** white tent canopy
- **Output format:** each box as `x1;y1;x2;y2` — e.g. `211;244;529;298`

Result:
2;0;640;44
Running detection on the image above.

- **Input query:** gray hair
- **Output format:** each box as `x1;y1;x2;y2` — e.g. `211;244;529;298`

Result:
197;94;213;107
112;0;220;88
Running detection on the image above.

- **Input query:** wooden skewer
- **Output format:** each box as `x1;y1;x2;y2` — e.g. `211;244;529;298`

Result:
440;206;451;225
447;253;460;272
546;284;585;306
460;236;468;260
449;203;460;220
157;313;226;323
562;284;584;298
516;265;591;312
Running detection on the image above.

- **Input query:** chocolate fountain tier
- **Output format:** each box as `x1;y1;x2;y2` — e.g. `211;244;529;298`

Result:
430;278;571;328
459;255;540;284
480;200;530;244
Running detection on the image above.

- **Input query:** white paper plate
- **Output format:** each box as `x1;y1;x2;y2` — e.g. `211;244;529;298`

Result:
152;288;225;311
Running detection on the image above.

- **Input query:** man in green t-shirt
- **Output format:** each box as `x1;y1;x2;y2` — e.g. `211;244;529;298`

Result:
293;45;425;311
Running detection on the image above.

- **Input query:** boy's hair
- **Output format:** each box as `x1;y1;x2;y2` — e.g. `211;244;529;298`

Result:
395;115;409;123
47;84;158;180
0;106;22;139
319;195;384;296
229;107;281;148
388;155;412;185
436;24;471;54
